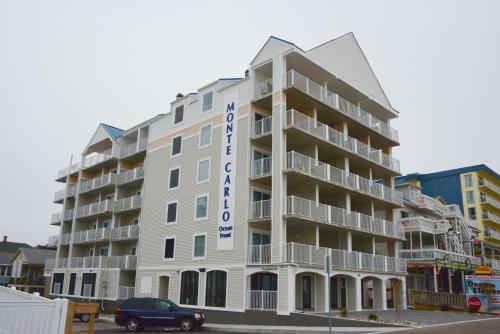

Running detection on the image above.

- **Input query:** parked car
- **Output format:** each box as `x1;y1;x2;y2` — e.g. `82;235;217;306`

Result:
115;298;205;332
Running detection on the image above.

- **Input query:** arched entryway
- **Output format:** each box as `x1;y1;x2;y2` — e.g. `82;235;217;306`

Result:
157;275;169;299
386;278;404;309
330;274;357;310
295;271;326;312
247;272;277;310
361;276;384;310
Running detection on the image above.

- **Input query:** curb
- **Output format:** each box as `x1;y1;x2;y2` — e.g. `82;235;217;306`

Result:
200;324;406;333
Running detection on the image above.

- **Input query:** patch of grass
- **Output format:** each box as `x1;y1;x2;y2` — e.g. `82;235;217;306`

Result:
439;304;451;312
340;308;348;318
368;313;378;321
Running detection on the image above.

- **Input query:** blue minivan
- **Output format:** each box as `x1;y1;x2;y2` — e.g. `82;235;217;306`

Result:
115;298;205;332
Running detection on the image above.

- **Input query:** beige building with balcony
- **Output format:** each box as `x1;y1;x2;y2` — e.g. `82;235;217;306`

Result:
46;34;408;314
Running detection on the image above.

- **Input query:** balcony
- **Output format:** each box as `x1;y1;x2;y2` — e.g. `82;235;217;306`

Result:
249;200;271;220
284;242;406;274
406;191;446;216
120;138;148;159
54;184;77;203
50;212;62;225
52;209;75;224
284;70;399;144
117;166;145;186
285;109;400;175
82;149;118;170
56;162;79;181
72;227;111;244
247;244;271;264
246;290;277;310
286;196;405;239
484;228;500;241
114;195;142;213
481;194;500;210
251;157;272;179
253;78;273;101
46;257;68;269
48;235;59;247
111;225;140;241
75;200;114;219
118;286;135;299
399;248;478;264
399;217;449;234
45;258;55;270
251;116;272;139
60;233;71;245
286;151;403;206
483;211;500;226
79;173;117;194
66;255;137;269
479;177;500;194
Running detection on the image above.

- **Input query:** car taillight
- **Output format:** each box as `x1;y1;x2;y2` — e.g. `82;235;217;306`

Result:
116;307;122;316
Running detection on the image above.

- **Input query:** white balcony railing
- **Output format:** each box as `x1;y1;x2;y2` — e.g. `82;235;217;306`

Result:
75;200;114;219
399;248;478;264
251;157;272;178
481;194;500;209
286;151;403;206
284;242;406;274
246;290;277;310
247;244;271;264
287;196;405;239
484;228;500;240
64;255;137;269
250;200;271;220
284;70;399;143
114;195;142;213
48;235;59;247
479;177;500;194
45;258;55;270
63;209;74;221
399;217;449;233
107;255;137;269
82;149;117;169
254;78;273;100
483;211;500;225
117;165;145;185
111;225;140;241
251;116;272;138
79;173;117;194
50;212;62;224
286;109;400;173
407;191;446;216
72;227;111;244
60;233;71;245
120;138;148;159
53;189;65;202
56;162;79;180
118;286;135;299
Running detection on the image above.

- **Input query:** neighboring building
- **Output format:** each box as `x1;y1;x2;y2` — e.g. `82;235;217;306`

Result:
396;165;500;272
394;180;477;293
0;236;32;287
11;247;56;296
46;34;407;314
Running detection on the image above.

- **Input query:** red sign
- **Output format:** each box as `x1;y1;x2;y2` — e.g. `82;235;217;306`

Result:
467;296;481;309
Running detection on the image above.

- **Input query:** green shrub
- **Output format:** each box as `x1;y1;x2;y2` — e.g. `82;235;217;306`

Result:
340;308;348;318
368;313;378;321
439;304;450;312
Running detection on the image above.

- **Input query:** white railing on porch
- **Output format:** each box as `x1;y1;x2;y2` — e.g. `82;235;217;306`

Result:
250;200;271;219
251;116;272;138
246;290;277;310
251;157;272;177
117;165;145;185
118;286;135;300
111;225;140;241
114;195;142;213
254;78;273;100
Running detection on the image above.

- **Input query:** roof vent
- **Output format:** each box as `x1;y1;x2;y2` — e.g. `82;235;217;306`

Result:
244;69;249;78
176;93;184;99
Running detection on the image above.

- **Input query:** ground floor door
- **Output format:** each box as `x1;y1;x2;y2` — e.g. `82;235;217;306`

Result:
302;275;312;309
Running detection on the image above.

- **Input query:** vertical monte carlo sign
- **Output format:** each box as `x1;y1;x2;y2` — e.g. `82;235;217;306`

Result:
217;91;238;251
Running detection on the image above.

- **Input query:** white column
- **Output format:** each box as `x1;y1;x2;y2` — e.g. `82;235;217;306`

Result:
316;226;320;248
372;237;376;255
401;278;407;309
324;275;330;312
347;232;352;252
381;279;387;310
355;276;362;311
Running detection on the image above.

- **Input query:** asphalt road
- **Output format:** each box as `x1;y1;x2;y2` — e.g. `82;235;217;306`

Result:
385;318;500;334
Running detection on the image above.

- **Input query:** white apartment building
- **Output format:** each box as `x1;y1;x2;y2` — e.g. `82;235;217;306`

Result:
46;34;408;314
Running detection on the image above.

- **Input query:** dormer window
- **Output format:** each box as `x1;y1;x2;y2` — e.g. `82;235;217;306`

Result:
174;105;184;124
202;92;213;112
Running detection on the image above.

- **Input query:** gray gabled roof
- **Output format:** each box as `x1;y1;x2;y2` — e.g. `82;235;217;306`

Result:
15;248;56;265
0;252;13;265
0;241;32;253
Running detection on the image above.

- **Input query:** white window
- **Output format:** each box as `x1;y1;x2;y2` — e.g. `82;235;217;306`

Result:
199;124;212;148
171;136;182;157
166;200;178;224
464;174;473;187
197;158;210;184
193;233;207;259
168;167;180;190
466;191;475;204
194;194;209;220
174;105;184;124
202;92;213;112
163;237;175;261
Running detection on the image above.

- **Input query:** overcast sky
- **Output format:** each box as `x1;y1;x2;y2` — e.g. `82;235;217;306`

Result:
1;0;499;245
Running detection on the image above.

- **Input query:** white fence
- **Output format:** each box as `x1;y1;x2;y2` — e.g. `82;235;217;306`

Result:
246;290;277;310
0;286;68;334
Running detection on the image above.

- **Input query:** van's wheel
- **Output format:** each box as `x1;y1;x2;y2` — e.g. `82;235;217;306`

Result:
126;317;142;332
80;313;90;322
180;318;193;332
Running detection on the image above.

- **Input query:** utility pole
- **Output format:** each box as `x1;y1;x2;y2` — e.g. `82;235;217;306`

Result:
325;251;332;334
